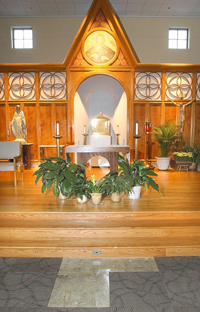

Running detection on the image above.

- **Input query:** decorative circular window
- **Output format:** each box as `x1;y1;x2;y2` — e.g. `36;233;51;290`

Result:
84;31;117;65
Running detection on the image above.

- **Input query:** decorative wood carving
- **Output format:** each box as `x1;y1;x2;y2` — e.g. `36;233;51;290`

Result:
0;74;4;100
165;72;192;100
72;50;90;67
112;49;128;66
90;9;111;30
39;72;67;100
8;72;35;100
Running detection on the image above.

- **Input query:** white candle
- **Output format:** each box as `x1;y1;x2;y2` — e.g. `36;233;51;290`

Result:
136;121;138;135
56;121;59;136
117;125;119;134
84;125;86;134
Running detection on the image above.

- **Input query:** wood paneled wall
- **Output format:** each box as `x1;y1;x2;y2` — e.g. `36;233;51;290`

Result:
1;0;200;164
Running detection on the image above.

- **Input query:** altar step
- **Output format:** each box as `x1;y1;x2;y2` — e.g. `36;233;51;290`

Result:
0;211;200;258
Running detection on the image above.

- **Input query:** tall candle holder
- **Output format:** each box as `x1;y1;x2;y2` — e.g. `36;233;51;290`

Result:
116;133;120;145
82;133;88;145
53;135;62;157
145;121;154;169
133;135;141;160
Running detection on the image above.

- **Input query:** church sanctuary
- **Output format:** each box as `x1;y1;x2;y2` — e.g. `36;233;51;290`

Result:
0;0;200;310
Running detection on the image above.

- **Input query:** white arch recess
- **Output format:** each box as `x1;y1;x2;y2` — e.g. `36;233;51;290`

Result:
74;75;127;167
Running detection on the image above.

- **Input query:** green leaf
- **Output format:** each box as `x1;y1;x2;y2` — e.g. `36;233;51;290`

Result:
41;183;47;194
53;185;59;197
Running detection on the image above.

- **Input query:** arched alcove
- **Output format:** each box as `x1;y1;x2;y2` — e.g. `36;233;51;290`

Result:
74;75;127;147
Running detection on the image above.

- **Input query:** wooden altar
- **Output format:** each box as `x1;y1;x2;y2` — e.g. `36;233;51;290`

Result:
65;145;130;171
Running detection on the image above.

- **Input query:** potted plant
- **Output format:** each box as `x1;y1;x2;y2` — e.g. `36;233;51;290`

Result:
153;119;179;170
68;178;92;203
185;143;200;171
117;154;159;199
101;171;129;202
86;174;104;205
33;154;86;199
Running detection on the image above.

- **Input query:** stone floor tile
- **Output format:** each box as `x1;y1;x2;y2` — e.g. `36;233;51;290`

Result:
48;271;110;308
59;258;158;275
110;272;173;311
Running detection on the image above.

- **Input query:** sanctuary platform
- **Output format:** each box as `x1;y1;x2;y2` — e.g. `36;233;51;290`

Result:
0;167;200;258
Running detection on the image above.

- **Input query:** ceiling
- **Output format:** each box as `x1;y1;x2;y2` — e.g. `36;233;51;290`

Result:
1;0;200;18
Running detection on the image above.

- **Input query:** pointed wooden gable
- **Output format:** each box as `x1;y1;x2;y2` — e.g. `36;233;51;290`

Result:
64;0;139;69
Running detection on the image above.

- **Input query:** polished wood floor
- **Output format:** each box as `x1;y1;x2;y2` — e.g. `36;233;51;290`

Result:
0;166;200;258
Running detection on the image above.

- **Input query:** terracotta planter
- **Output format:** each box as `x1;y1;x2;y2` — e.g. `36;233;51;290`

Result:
77;195;88;204
156;156;171;171
111;192;121;203
90;193;103;205
128;186;141;199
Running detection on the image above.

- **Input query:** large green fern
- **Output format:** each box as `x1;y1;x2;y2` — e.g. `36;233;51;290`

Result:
153;119;179;157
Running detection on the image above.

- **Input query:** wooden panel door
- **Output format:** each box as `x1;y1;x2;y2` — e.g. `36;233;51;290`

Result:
133;103;146;160
39;103;53;158
195;104;200;146
55;103;67;147
0;103;7;141
149;103;162;159
23;103;37;161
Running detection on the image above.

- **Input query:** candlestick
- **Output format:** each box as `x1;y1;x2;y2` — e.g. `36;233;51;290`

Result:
136;121;138;136
84;125;86;134
56;121;59;136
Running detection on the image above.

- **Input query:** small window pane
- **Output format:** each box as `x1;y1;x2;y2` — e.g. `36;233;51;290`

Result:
178;40;187;49
24;40;33;49
14;29;23;40
178;30;187;40
169;30;177;39
14;40;24;49
24;29;32;40
169;40;177;49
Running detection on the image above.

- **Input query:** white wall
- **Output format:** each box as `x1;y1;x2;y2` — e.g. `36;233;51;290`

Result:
121;17;200;64
74;75;127;146
0;16;200;64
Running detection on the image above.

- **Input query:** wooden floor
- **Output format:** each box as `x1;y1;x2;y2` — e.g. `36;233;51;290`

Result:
0;167;200;258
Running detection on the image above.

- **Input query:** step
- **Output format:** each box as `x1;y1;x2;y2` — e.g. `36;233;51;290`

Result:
0;210;200;221
0;237;200;258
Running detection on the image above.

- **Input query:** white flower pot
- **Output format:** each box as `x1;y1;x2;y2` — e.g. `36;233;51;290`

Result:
189;162;197;171
77;195;88;204
128;186;141;199
156;156;171;171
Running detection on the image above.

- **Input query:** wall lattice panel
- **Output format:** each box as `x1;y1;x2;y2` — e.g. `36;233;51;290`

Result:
9;72;35;100
40;72;67;100
134;72;161;100
0;73;5;100
166;72;192;100
196;74;200;100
